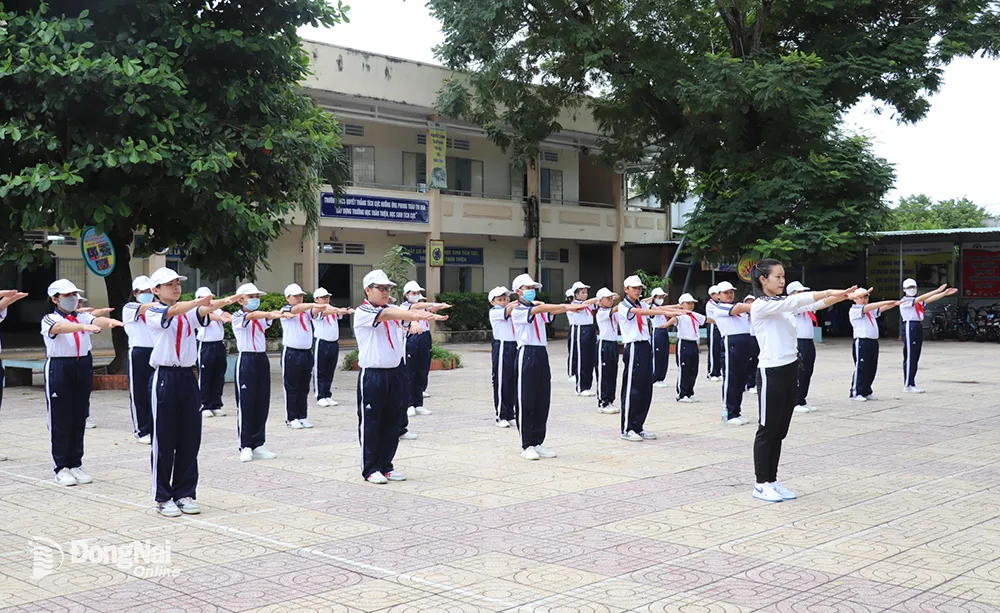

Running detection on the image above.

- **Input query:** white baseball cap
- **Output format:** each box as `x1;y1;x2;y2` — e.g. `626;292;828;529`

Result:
716;281;736;292
47;279;85;297
403;281;424;294
195;286;213;299
786;281;810;294
363;269;396;288
596;287;615;300
284;283;305;297
512;273;541;291
313;287;331;299
678;293;697;304
132;275;152;292
569;281;590;293
745;295;756;302
903;278;918;289
708;285;719;295
488;286;510;302
149;267;187;287
650;287;667;297
623;275;644;288
236;283;265;296
565;288;574;298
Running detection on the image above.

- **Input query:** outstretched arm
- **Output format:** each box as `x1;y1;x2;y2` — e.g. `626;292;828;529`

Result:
923;286;958;305
376;306;448;324
866;300;902;314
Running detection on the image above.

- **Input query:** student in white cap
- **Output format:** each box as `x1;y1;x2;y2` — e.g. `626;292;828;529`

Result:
849;291;901;402
745;294;761;395
145;268;239;517
232;283;292;462
899;280;956;393
747;258;863;502
311;287;353;407
712;281;753;424
42;279;124;486
593;287;621;414
488;287;518;427
565;287;576;382
618;275;686;440
566;281;599;396
122;275;156;444
194;286;232;418
705;285;724;381
647;287;672;388
355;269;447;484
674;292;712;403
785;281;828;413
401;280;450;418
280;283;341;429
0;288;28;459
507;273;588;459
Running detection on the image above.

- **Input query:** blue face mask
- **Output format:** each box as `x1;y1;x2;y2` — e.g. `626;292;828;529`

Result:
245;298;261;311
137;293;154;304
522;289;536;302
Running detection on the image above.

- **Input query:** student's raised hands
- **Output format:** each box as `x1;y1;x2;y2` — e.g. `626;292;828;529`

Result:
566;302;590;312
942;287;959;297
413;309;448;322
846;287;872;300
82;324;102;334
80;307;114;317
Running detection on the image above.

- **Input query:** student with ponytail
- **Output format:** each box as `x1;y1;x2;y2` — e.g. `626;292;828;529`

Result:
748;259;865;503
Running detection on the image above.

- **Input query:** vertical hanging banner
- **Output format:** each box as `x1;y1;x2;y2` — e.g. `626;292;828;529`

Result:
428;240;445;267
427;122;448;189
80;226;116;277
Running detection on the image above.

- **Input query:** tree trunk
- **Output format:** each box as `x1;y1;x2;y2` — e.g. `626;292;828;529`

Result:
104;224;135;374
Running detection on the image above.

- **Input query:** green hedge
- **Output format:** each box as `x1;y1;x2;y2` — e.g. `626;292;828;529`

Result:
341;343;462;371
437;291;553;331
179;291;311;340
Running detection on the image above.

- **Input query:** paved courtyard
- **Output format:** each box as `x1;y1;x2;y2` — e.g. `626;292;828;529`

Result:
0;337;998;612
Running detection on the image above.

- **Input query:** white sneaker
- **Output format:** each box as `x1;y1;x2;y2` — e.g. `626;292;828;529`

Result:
771;482;797;500
399;432;418;440
317;398;331;407
905;386;925;394
328;398;339;406
534;445;557;458
851;395;868;402
677;397;695;404
252;446;276;460
579;389;596;397
639;431;657;440
385;470;407;482
69;467;93;484
738;416;750;425
366;471;388;484
568;376;576;383
175;497;201;514
414;406;432;415
746;388;758;395
0;454;7;461
496;420;510;428
794;405;810;414
865;394;879;401
54;468;77;486
406;406;416;417
653;381;670;388
202;409;214;418
521;446;540;460
598;405;619;414
157;500;182;517
726;417;745;426
752;483;783;503
85;418;96;429
136;434;152;445
211;409;226;417
240;447;253;462
299;419;314;429
286;419;304;429
713;376;724;382
621;431;643;442
422;391;430;398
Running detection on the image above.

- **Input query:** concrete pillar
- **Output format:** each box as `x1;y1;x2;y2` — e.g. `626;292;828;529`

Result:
301;226;318;292
425;119;443;339
147;254;166;274
526;157;541;281
613;173;625;291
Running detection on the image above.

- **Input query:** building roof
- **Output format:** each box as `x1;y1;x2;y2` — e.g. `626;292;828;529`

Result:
876;227;1000;237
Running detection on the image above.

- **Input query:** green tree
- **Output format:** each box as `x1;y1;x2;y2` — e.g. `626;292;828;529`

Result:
0;0;351;370
885;194;996;231
429;0;999;265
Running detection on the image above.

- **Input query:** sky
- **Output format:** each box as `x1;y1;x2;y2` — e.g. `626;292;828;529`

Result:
300;1;1000;212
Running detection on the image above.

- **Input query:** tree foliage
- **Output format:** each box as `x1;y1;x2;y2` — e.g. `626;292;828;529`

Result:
0;0;351;369
429;0;1000;265
884;194;996;231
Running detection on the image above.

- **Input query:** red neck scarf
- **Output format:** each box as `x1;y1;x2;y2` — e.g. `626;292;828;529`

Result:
64;312;81;357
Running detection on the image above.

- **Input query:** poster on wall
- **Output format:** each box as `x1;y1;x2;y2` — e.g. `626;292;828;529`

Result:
962;241;1000;297
866;242;954;298
320;192;429;223
80;226;116;277
427;122;447;189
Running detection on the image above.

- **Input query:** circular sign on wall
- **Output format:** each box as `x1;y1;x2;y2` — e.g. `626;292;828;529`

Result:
737;256;758;283
80;227;117;277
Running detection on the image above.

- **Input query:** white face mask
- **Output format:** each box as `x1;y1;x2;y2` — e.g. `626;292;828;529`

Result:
406;294;419;304
58;296;79;312
653;298;664;306
904;288;917;297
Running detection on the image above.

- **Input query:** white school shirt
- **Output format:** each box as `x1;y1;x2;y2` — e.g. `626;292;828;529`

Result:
279;305;315;350
617;298;649;344
750;293;818;369
596;306;619;340
196;309;226;342
898;297;925;322
313;311;341;342
793;301;824;340
566;301;595;326
232;309;271;353
145;305;208;368
850;305;881;339
353;300;406;368
675;311;706;341
122;302;155;348
713;302;750;336
489;306;517;342
511;301;553;347
41;310;96;358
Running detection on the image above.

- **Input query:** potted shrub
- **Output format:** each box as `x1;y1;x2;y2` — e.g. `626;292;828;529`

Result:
341;344;462;371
